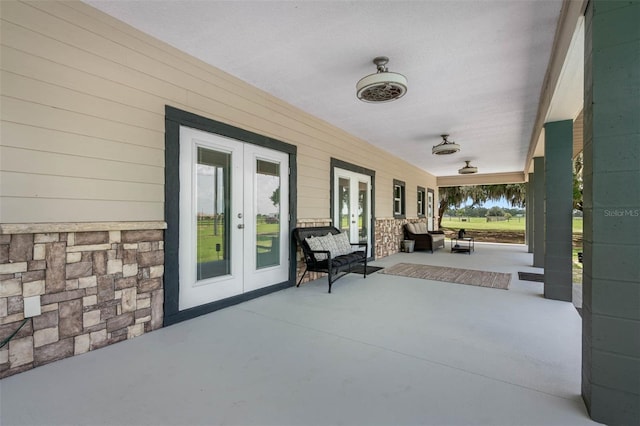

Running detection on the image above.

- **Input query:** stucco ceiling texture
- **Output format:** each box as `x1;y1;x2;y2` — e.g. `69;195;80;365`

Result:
86;0;563;178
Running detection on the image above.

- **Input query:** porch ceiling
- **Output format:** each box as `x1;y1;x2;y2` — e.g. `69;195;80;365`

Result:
86;0;565;178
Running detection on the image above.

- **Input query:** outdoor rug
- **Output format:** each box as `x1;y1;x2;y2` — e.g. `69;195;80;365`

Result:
379;263;511;290
350;265;384;275
518;272;544;282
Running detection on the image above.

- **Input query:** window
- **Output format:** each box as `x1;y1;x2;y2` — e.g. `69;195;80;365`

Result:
427;188;435;231
393;179;406;218
417;186;426;217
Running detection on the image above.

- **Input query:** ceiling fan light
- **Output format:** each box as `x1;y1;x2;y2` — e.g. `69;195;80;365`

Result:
356;57;407;103
458;161;478;174
432;143;461;155
432;134;460;155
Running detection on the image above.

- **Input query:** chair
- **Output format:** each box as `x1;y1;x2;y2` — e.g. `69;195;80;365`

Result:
403;222;445;253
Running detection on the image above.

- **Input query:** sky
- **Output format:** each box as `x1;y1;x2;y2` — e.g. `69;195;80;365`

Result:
196;164;280;216
463;196;517;209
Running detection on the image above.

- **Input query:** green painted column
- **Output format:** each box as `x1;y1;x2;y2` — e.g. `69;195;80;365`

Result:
544;120;573;301
533;157;545;267
582;1;640;425
527;173;534;253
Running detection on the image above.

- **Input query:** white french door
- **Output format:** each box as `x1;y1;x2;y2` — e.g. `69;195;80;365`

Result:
333;168;372;257
179;126;289;310
427;189;435;231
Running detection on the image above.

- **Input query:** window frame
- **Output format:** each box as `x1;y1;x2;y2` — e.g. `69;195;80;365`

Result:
393;179;406;219
417;186;426;217
427;187;435;231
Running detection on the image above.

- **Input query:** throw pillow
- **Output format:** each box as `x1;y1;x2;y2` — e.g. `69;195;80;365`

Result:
305;236;327;260
406;223;416;234
317;233;339;258
333;232;353;256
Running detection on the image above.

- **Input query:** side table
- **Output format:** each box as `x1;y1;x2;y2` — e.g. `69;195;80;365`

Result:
451;237;474;254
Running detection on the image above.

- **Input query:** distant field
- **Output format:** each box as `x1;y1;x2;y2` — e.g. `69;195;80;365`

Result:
441;216;584;283
441;217;583;233
197;219;279;263
441;217;526;231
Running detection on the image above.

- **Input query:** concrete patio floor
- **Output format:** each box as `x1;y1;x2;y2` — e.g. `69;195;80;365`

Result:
0;243;599;425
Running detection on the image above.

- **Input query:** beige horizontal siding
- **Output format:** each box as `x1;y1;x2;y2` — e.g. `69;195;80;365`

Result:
297;205;331;221
1;97;163;149
0;0;436;223
1;19;188;105
1;122;164;167
2;71;164;131
301;178;332;193
0;198;163;223
573;109;583;158
0;172;163;201
437;172;525;187
0;147;162;184
1;46;170;114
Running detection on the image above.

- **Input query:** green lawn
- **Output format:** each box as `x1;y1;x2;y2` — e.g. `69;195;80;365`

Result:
572;247;583;284
197;221;225;263
442;216;584;283
441;216;583;233
197;219;280;263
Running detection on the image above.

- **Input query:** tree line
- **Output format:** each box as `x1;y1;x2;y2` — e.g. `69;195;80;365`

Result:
438;184;526;227
444;205;525;218
438;154;583;228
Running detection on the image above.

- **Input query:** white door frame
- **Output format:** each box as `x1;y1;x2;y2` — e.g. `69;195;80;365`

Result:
243;144;289;292
333;167;372;257
178;126;289;310
427;188;435;231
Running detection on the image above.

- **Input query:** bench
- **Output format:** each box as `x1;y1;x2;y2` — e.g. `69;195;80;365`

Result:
403;223;445;253
293;226;368;293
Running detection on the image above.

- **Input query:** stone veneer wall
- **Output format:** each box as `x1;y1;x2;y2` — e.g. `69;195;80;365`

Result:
0;225;165;379
374;218;430;259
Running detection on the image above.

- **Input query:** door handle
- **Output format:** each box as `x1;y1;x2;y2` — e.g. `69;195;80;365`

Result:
237;224;245;229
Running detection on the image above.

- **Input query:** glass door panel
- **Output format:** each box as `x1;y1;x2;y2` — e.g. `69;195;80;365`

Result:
358;181;368;242
196;147;231;280
179;126;243;311
180;126;290;309
333;168;371;257
255;159;281;269
338;177;351;233
427;189;434;231
243;145;289;292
